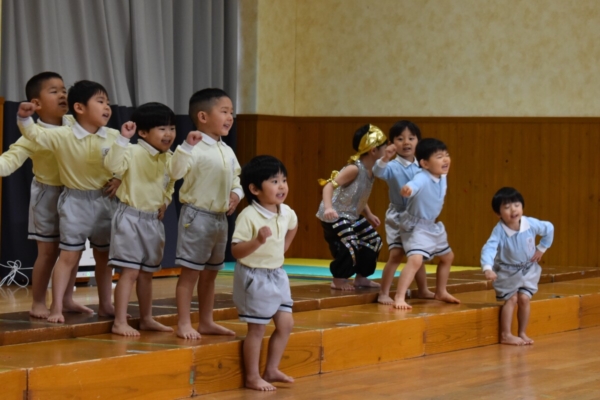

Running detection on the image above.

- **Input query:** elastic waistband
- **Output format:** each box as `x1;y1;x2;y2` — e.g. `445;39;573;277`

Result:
401;211;436;226
237;261;282;273
183;203;226;218
499;261;535;270
388;203;406;212
117;202;159;219
32;180;62;190
63;187;106;199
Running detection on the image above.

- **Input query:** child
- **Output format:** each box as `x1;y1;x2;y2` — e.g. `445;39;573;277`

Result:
231;155;298;391
373;120;434;304
316;124;386;291
17;80;120;323
104;102;179;336
392;138;460;309
169;88;243;339
481;187;553;345
0;72;92;318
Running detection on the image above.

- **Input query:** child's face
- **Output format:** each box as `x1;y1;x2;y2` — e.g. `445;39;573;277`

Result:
498;201;523;226
139;125;176;153
75;92;112;129
198;96;234;140
420;149;451;177
251;172;288;211
393;128;418;160
32;78;68;121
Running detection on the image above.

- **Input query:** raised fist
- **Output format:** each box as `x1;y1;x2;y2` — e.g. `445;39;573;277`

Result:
257;226;272;244
186;131;203;146
121;121;136;139
18;102;39;118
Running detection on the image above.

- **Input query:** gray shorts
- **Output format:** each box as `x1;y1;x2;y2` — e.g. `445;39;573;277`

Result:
57;187;115;252
233;262;293;324
108;202;164;272
493;262;541;301
175;204;228;271
28;179;61;242
398;212;451;260
385;204;405;250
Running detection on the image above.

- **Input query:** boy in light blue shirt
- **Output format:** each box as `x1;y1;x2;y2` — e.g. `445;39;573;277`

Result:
481;187;553;346
392;138;460;309
373;121;433;304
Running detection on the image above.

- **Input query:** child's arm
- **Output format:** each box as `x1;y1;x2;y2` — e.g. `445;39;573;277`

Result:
400;171;427;198
362;204;380;228
480;226;502;281
372;144;397;179
0;137;35;177
17;103;65;151
322;165;359;220
168;131;202;180
529;218;554;262
228;156;244;215
104;122;135;175
231;226;272;259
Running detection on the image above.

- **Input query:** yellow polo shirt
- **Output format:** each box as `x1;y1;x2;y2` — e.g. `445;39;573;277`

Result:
169;134;243;212
232;202;298;269
18;116;118;190
104;136;175;212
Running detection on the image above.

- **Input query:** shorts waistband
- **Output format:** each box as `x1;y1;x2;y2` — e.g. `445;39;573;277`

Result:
117;202;159;219
32;180;62;190
183;203;226;218
499;261;535;270
388;203;406;212
237;261;283;273
401;211;436;226
63;187;106;199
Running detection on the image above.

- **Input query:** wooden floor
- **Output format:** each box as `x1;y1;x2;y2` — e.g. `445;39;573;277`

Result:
0;265;598;399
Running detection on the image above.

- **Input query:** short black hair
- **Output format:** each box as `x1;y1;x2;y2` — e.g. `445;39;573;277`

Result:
188;88;230;127
240;155;288;205
389;120;421;141
491;187;525;214
415;138;448;164
131;102;176;133
25;71;63;101
68;80;109;117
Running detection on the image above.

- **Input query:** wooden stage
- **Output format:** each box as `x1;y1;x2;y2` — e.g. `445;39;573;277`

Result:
0;265;598;399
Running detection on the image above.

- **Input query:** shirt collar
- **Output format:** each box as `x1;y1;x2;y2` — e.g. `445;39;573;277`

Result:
138;139;160;156
500;216;530;237
424;169;442;183
396;155;419;168
37;115;72;128
201;132;219;146
252;201;287;219
72;122;107;139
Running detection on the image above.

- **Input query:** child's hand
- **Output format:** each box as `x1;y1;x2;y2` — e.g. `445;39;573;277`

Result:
158;203;167;220
257;226;272;244
18;102;39;118
104;178;121;198
401;185;412;197
121;121;136;139
530;249;544;263
382;144;397;162
186;131;203;146
484;270;497;282
367;214;380;228
324;207;339;221
227;192;240;216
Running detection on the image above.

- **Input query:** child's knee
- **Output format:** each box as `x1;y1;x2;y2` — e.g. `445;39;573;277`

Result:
505;294;518;306
517;292;530;305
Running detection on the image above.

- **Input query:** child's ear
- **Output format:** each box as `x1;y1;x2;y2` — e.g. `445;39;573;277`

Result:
196;110;207;124
419;158;429;169
30;98;42;108
249;183;261;196
73;102;85;115
137;129;147;139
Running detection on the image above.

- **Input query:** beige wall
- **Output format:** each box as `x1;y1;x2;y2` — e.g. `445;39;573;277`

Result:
239;0;600;117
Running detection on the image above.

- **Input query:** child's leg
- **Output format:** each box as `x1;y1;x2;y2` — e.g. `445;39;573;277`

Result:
137;270;173;333
47;250;82;323
517;293;533;344
62;258;94;314
244;323;275;391
500;294;525;345
175;267;201;339
413;262;435;299
433;251;460;304
263;311;294;385
92;249;115;317
197;269;235;336
30;241;60;318
112;268;140;336
378;248;404;304
321;220;357;291
393;254;423;309
354;218;382;288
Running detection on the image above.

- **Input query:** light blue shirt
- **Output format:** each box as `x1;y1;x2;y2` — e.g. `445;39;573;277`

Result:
480;216;554;271
404;170;447;221
373;156;420;209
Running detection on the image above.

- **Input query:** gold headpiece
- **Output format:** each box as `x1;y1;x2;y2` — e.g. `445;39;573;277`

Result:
348;124;387;163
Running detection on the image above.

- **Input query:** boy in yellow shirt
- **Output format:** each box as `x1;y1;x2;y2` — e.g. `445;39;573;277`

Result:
104;102;178;336
18;80;120;323
169;88;243;339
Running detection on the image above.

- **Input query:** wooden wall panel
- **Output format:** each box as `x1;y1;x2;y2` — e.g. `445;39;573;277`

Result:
236;115;600;268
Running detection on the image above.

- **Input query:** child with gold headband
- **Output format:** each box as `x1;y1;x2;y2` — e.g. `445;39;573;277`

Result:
316;124;387;290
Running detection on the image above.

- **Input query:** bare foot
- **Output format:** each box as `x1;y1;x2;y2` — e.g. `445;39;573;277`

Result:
198;321;235;336
501;333;525;346
331;278;355;291
30;302;50;319
63;300;94;314
519;333;534;345
377;293;395;305
177;323;202;340
392;299;412;310
264;369;294;384
112;322;140;337
354;276;381;288
47;312;65;323
434;291;461;304
413;289;436;299
140;318;174;333
98;304;116;318
246;376;277;391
